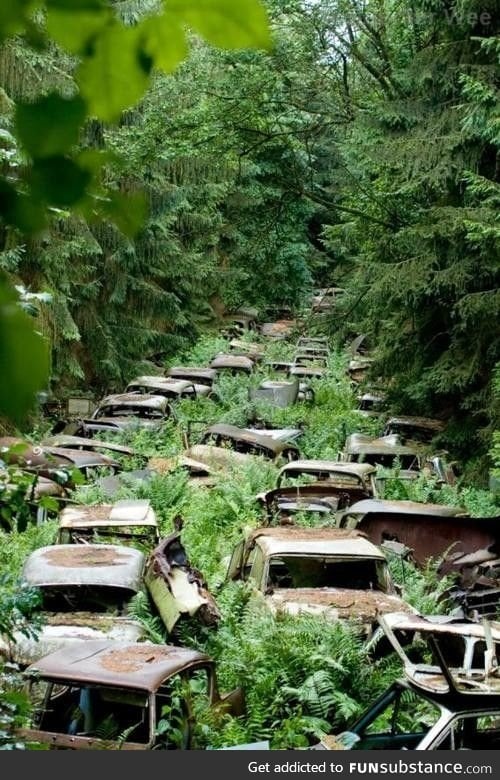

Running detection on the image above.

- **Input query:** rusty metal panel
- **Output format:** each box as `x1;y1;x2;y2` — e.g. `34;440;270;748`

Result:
24;640;211;692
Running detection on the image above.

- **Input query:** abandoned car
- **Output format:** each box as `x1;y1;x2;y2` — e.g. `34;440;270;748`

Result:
42;434;136;460
289;365;325;380
19;640;243;750
0;544;147;665
293;352;328;368
200;424;300;463
441;546;500;619
343;433;428;471
276;460;377;500
165;366;217;387
357;392;387;417
0;437;121;487
209;354;254;374
148;444;257;486
126;375;212;400
259;320;296;340
229;339;265;360
226;527;413;633
222;312;257;337
315;614;500;750
347;357;375;384
78;393;174;435
56;500;159;547
383;416;446;444
256;484;352;526
339;499;481;566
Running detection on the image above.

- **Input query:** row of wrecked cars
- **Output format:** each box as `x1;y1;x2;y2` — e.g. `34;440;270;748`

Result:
3;304;500;750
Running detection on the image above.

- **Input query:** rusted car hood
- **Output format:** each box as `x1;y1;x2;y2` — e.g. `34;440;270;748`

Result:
266;589;413;622
3;614;143;665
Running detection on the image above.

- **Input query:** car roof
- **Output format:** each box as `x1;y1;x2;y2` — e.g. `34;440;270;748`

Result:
386;416;445;432
95;393;169;410
209;354;254;369
126;376;195;394
344;433;424;455
42;435;134;456
24;641;211;693
250;527;385;559
278;460;375;479
204;424;298;455
166;366;217;381
58;500;157;530
23;544;145;591
345;499;467;517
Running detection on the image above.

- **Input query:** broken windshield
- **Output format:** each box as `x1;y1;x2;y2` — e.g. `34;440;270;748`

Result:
266;556;388;591
40;585;135;614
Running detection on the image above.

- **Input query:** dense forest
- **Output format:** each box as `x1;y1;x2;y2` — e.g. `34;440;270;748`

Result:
0;0;499;753
0;0;498;467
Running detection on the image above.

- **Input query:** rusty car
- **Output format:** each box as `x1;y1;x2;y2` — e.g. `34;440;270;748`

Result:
256;484;352;526
165;366;217;387
314;613;500;750
78;393;174;435
148;444;257;487
229;340;265;361
276;460;377;499
0;437;121;487
226;527;413;634
347;357;374;383
342;433;428;471
297;336;329;348
56;500;159;547
0;544;147;665
259;320;296;340
126;375;212;400
19;640;243;750
199;424;300;463
222;312;257;337
357;392;387;417
338;498;490;566
383;416;446;444
209;354;254;374
441;546;500;619
42;434;137;460
293;352;328;368
289;365;325;380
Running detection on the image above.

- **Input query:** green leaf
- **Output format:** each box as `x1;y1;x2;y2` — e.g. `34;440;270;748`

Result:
139;15;188;73
0;276;49;423
77;23;151;121
0;0;36;43
29;156;91;206
46;6;111;54
15;93;86;159
0;178;47;233
165;0;271;50
100;190;148;237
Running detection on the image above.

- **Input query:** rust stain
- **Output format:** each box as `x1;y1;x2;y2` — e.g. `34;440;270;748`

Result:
253;527;366;542
44;548;131;568
100;646;172;673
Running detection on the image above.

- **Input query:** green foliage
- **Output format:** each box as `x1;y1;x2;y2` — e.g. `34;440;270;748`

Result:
0;574;41;645
0;660;35;750
0;277;49;422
